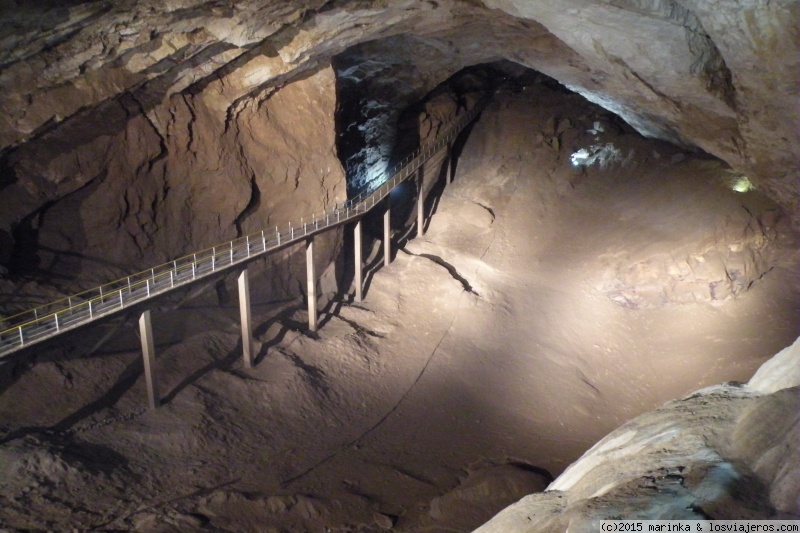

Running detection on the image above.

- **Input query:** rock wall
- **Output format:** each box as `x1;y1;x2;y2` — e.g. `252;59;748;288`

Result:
1;1;798;296
0;60;346;308
475;335;800;530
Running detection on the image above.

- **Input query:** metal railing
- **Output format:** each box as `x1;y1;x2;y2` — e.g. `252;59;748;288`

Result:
0;96;490;357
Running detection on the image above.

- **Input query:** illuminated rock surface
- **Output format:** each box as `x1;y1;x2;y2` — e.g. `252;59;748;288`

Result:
1;0;798;283
476;336;800;531
0;1;799;531
1;74;798;532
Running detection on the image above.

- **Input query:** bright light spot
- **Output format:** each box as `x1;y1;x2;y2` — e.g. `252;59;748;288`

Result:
730;175;753;193
365;164;386;190
570;143;628;168
571;148;591;166
587;121;605;135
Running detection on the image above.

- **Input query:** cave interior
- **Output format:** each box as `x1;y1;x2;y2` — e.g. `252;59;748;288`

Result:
0;1;799;531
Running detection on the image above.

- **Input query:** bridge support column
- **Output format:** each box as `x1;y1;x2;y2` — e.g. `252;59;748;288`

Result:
238;269;253;368
417;163;425;237
139;310;159;410
354;219;363;302
446;141;454;185
306;237;318;332
383;199;392;266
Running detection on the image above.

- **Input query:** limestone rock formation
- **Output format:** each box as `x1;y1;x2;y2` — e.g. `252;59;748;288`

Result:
0;58;798;532
1;0;798;300
475;335;800;531
0;1;798;530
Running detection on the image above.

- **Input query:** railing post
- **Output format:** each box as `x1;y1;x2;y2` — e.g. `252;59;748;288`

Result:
55;313;60;332
146;279;151;297
446;141;454;184
128;277;132;293
384;198;392;266
238;269;253;368
119;290;124;308
417;161;426;237
139;310;159;410
18;326;24;346
354;219;363;302
89;300;94;318
306;237;318;332
212;247;216;271
170;270;174;288
230;242;234;264
262;230;266;251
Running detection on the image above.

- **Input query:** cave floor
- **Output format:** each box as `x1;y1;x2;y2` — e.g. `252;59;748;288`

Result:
1;88;799;532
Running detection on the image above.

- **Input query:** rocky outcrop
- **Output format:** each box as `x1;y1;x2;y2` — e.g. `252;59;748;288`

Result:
593;177;788;309
0;0;798;297
0;61;346;308
476;336;800;531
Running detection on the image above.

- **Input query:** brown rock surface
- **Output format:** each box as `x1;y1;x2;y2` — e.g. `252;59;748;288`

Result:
1;63;346;308
1;74;797;533
0;2;799;531
1;1;798;290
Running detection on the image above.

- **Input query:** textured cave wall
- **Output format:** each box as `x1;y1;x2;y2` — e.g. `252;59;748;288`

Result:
0;60;345;303
0;0;798;289
334;42;507;196
480;0;799;216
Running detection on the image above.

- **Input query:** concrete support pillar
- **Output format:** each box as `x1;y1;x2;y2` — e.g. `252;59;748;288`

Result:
383;200;392;266
354;219;363;302
138;310;159;410
446;141;454;184
306;237;318;332
238;269;253;368
417;163;425;237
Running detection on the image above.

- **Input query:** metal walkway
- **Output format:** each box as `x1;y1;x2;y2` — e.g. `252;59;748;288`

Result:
0;96;489;406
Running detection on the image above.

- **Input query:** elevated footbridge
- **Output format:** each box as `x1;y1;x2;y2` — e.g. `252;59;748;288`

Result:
0;95;490;407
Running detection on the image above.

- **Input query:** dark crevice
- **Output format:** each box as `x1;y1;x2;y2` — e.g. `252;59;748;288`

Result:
127;93;169;174
0;2;114;71
507;460;555;483
233;175;262;237
399;247;479;296
472;201;495;222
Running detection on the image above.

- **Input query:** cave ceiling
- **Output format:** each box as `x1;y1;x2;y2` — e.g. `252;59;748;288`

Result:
0;0;797;228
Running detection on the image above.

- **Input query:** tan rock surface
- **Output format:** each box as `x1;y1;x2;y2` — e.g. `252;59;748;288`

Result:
1;1;798;287
1;73;797;532
476;337;800;531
